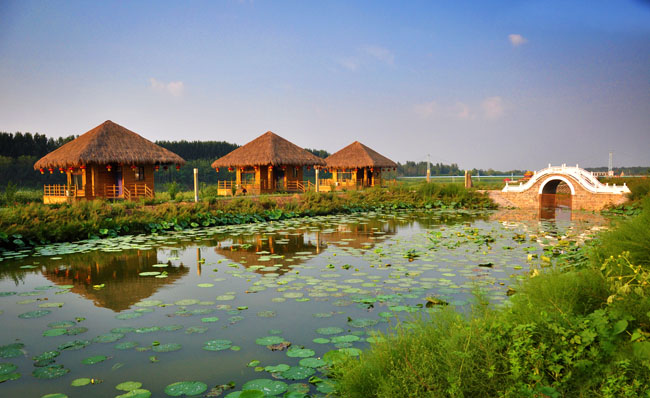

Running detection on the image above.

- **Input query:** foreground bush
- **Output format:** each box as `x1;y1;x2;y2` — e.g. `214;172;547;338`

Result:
332;203;650;398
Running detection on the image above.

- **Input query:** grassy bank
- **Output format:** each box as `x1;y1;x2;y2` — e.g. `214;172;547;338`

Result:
331;198;650;398
0;183;494;250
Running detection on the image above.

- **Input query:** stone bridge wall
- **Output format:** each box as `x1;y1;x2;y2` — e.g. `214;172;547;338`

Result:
489;173;628;211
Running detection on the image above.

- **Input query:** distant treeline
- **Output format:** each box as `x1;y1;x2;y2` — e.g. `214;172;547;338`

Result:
0;132;76;158
155;140;239;161
3;130;645;189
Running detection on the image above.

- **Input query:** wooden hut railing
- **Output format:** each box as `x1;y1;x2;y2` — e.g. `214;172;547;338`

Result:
126;184;154;199
286;180;314;192
104;185;121;198
43;185;82;197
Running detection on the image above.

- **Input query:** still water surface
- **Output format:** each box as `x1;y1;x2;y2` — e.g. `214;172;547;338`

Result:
0;209;604;397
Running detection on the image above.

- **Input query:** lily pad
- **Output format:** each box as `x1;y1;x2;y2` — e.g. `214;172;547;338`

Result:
138;271;161;277
71;377;92;386
93;333;124;343
18;309;51;319
116;389;151;398
115;342;139;350
116;381;143;391
298;357;327;368
0;343;24;358
58;339;90;351
347;318;379;328
255;336;285;346
152;343;182;353
241;379;288;396
281;366;315;380
43;328;67;337
32;364;69;379
316;327;344;335
286;347;315;358
202;339;232;351
82;355;108;365
164;381;208;396
264;364;290;373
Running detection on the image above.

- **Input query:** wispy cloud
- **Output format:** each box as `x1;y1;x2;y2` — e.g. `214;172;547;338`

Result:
337;57;359;71
363;45;394;65
413;101;437;118
149;78;184;96
481;96;504;119
414;97;505;120
508;33;528;47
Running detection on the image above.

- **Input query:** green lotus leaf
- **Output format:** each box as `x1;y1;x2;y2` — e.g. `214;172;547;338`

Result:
82;355;107;365
32;364;69;379
255;336;285;346
241;379;288;396
281;366;315;380
152;343;182;353
71;377;91;386
202;339;232;351
18;310;51;319
164;381;208;396
116;381;143;391
286;347;315;358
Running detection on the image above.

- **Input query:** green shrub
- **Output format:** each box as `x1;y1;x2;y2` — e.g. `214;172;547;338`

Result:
167;181;179;201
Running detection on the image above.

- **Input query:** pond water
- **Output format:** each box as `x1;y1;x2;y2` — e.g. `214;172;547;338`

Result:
0;209;606;397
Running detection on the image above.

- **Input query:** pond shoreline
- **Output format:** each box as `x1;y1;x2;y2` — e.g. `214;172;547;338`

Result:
1;184;495;251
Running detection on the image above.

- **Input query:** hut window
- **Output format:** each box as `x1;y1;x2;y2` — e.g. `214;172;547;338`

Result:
72;172;83;188
293;168;299;178
135;167;145;181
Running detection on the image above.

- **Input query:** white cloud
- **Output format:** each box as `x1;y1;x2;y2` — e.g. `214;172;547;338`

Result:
452;102;472;120
364;45;394;65
481;96;504;119
508;33;528;47
337;57;359;71
149;78;184;96
413;101;437;118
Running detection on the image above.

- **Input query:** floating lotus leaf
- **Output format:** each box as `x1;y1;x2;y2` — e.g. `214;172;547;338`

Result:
174;299;199;306
115;312;143;320
164;381;208;396
202;339;232;351
281;366;315;380
32;364;69;379
135;300;163;307
82;355;107;365
152;263;169;267
197;283;214;288
286;347;315;358
347;318;379;328
152;343;182;353
111;327;136;334
241;379;288;396
18;309;51;319
71;377;91;386
0;343;23;359
116;389;151;398
93;333;124;343
138;271;160;276
312;338;330;344
185;326;208;334
161;324;183;332
264;364;290;373
316;327;344;335
48;320;75;328
331;335;360;344
256;311;276;318
201;317;219;323
43;328;67;337
115;342;139;350
135;327;160;334
255;336;285;346
58;339;90;351
0;362;18;375
38;302;64;308
116;381;143;391
316;379;338;394
298;357;327;368
216;295;235;301
239;390;264;398
40;394;68;398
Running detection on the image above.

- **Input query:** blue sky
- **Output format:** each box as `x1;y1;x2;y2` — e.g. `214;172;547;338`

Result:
1;0;648;170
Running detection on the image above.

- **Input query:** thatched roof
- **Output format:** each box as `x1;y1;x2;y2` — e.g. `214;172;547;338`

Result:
34;120;185;170
325;141;397;170
211;131;326;168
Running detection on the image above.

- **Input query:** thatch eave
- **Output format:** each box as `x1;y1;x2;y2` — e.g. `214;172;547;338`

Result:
325;141;397;170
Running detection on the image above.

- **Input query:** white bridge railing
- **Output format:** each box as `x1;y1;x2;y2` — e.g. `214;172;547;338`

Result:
502;164;630;195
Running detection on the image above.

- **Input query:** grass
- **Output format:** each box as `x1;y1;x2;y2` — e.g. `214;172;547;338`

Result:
0;183;495;250
331;195;650;398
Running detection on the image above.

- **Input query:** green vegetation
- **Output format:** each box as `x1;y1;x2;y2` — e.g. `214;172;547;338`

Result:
0;183;494;250
331;199;650;398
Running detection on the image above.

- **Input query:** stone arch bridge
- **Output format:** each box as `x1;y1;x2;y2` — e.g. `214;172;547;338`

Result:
490;164;630;211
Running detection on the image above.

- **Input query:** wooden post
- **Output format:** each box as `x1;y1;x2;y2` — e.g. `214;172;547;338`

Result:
315;168;319;192
363;168;368;187
193;168;199;202
236;168;242;191
268;166;273;191
332;170;338;186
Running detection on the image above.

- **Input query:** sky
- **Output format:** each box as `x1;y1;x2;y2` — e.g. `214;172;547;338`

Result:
1;0;649;170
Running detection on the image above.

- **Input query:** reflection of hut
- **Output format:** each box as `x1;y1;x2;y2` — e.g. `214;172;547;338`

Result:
321;141;397;191
211;131;326;195
42;249;188;311
34;120;185;203
214;233;322;275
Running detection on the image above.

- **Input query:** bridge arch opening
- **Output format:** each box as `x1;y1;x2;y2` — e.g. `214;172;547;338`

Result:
539;177;573;219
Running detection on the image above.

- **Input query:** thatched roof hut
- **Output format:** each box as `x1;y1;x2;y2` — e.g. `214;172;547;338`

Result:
34;120;185;170
211;131;326;168
325;141;397;170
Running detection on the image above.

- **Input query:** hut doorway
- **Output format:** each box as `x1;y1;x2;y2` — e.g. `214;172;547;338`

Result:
115;166;123;196
275;170;285;190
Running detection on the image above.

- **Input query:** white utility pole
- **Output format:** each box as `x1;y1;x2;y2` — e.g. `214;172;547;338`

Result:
426;154;431;183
